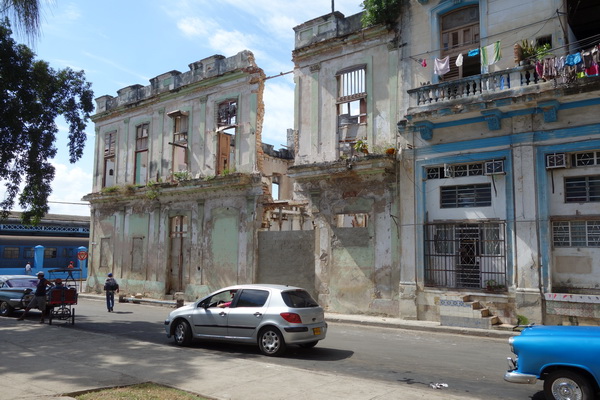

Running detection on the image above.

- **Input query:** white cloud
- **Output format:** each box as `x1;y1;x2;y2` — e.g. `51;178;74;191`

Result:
48;162;91;216
262;79;295;146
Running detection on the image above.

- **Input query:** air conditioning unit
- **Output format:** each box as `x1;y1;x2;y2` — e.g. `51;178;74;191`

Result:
546;153;569;169
443;164;454;178
485;160;505;175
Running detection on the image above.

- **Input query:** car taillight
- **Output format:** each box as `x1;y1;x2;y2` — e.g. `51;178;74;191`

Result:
280;312;302;323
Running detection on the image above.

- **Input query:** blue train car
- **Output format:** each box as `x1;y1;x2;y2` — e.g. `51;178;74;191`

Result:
0;235;89;277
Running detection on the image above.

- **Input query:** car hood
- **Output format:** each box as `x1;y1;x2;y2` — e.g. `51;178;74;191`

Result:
519;325;600;337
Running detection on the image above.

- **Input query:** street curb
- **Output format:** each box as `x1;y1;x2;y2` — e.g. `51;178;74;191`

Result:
79;292;517;338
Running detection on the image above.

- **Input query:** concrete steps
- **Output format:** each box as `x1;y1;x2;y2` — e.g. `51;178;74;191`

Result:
440;295;502;330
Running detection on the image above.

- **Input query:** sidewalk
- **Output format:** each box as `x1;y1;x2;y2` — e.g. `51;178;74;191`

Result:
1;294;516;400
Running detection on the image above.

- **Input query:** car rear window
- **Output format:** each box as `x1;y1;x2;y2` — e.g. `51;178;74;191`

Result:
281;290;319;308
236;289;269;307
9;279;38;288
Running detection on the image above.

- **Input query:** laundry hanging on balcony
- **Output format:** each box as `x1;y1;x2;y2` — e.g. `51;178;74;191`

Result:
456;53;464;67
434;56;450;76
481;41;502;66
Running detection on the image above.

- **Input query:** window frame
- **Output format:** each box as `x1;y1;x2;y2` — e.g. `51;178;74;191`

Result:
553;220;600;247
439;5;480;80
564;175;600;203
103;131;117;187
336;65;367;125
134;123;149;185
440;183;492;208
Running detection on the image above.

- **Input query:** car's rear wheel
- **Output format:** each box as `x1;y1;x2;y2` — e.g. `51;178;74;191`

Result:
173;320;192;346
544;369;593;400
0;301;14;317
258;327;286;356
299;340;318;349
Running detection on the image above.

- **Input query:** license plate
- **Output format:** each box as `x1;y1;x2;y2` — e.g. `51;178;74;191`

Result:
313;327;321;335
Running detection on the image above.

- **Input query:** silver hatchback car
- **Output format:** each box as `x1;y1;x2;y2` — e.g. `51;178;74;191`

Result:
164;284;327;356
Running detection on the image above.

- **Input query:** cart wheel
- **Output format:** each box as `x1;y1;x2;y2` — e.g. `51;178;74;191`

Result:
71;308;75;325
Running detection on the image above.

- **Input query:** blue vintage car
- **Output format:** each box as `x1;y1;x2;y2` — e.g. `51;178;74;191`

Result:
0;275;37;316
505;325;600;400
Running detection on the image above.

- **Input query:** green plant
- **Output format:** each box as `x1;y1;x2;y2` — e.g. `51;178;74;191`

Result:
221;168;235;176
173;170;191;181
517;314;530;325
100;186;119;194
361;0;402;27
520;40;551;61
124;184;137;193
145;181;159;200
353;139;369;154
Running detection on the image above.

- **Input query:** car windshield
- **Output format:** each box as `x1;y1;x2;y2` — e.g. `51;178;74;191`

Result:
281;290;319;308
7;278;38;288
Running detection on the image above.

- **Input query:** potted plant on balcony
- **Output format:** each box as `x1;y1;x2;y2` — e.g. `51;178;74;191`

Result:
517;40;551;65
353;139;369;154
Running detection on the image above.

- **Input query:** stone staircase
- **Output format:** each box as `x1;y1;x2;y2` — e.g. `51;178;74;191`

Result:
440;295;502;330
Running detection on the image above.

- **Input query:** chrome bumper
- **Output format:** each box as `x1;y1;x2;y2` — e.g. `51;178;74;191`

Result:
504;371;537;384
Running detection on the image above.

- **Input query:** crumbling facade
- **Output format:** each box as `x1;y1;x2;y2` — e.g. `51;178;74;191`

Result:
290;12;401;315
84;51;285;299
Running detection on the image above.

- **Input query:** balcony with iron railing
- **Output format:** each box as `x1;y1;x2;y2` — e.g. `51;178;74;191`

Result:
407;64;548;111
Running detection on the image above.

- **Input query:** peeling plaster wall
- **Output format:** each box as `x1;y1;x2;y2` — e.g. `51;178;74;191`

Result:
86;51;266;300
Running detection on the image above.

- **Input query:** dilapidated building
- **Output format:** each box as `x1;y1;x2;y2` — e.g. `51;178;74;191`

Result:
84;51;294;300
84;0;600;329
290;12;401;315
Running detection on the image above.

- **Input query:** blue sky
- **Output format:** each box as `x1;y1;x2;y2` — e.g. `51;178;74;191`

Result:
7;0;364;216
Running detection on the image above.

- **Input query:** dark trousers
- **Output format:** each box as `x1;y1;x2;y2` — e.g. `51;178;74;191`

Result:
105;291;115;310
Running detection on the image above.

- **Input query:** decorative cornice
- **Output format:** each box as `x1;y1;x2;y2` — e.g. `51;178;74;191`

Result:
538;100;560;123
414;120;434;140
481;109;503;131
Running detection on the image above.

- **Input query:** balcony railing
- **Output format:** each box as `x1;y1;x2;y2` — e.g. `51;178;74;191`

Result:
408;64;544;108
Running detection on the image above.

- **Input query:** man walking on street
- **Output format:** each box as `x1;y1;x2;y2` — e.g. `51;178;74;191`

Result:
104;273;119;312
17;271;52;323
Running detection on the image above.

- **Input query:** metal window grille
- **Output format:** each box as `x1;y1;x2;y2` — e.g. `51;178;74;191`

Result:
440;183;492;208
552;220;600;247
565;175;600;203
426;163;484;180
424;222;506;289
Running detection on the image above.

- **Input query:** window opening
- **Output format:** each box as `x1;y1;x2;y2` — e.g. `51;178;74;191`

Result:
168;111;189;176
103;131;116;187
440;184;492;208
553;220;600;247
337;66;367;126
425;222;506;289
3;247;19;259
572;151;600;167
335;213;369;228
216;100;237;175
565;175;600;203
44;247;57;259
440;5;480;80
135;123;149;185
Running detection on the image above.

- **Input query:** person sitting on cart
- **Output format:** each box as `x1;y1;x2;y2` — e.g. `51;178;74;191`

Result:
17;271;53;323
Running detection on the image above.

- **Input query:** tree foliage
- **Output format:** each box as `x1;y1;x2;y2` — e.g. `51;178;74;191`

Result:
0;0;41;42
360;0;402;27
0;19;94;224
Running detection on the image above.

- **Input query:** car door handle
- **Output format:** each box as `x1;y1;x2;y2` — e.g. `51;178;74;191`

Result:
219;312;227;317
254;312;262;317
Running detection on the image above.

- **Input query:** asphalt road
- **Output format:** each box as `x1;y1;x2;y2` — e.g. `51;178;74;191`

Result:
49;297;545;400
